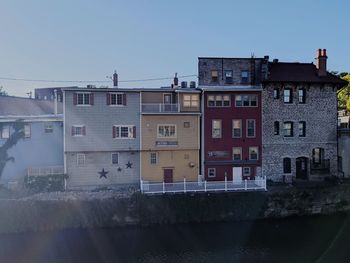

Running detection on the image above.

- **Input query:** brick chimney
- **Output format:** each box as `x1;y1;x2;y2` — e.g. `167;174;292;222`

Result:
316;48;327;77
113;70;118;87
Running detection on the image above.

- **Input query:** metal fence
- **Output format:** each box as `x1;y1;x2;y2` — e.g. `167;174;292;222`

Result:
141;176;267;194
27;166;64;177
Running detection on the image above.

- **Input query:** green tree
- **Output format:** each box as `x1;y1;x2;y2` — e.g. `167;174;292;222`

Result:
337;74;350;112
0;86;8;96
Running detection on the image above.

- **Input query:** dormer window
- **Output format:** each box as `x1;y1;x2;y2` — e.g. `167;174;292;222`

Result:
241;71;249;83
211;70;218;82
225;70;233;84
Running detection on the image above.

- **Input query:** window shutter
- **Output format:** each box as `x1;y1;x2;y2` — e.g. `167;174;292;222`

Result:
71;126;75;136
116;126;120;138
106;93;111;105
122;94;127;106
90;93;94;105
133;126;136;138
82;126;86;136
73;93;77;105
112;126;116;138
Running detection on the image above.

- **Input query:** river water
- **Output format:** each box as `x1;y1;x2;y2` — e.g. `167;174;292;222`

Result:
0;214;349;263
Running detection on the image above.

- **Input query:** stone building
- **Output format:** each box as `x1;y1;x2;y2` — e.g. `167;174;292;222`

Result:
262;49;347;182
198;57;268;181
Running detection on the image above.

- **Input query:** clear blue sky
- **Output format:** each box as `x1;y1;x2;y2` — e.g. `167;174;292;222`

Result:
1;0;349;96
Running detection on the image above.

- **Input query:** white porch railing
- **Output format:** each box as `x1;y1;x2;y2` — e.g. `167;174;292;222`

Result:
27;166;64;177
140;176;267;194
142;103;179;113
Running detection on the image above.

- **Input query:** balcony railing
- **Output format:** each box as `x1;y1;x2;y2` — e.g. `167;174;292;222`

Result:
140;176;267;194
142;103;179;113
310;159;330;174
27;166;64;177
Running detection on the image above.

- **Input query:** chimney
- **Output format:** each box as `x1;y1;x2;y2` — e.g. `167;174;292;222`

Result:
113;70;118;87
54;89;58;115
316;48;327;77
174;72;179;87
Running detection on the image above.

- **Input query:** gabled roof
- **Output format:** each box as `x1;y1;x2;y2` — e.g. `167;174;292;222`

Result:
265;62;347;85
0;96;63;117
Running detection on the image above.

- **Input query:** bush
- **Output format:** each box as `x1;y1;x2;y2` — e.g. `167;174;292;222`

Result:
24;174;68;192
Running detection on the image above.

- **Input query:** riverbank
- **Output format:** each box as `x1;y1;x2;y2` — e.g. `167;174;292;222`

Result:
1;182;350;233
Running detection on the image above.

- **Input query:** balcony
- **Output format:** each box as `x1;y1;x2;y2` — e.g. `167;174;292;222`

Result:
310;159;330;174
142;103;179;113
27;166;64;177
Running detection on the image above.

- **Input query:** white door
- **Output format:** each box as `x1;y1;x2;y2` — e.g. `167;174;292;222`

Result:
232;167;242;184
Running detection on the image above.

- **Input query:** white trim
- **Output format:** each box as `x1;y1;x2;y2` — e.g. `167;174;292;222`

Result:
72;125;85;136
113;125;135;139
109;92;125;106
149;152;158;165
208;168;216;178
157;124;177;138
212;119;222;138
77;153;86;166
235;94;258;107
232;119;242;138
232;147;242;160
249;146;259;161
63;90;67;175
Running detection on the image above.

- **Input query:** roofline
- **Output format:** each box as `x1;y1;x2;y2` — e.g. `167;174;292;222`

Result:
198;57;265;60
0;114;63;122
62;87;201;93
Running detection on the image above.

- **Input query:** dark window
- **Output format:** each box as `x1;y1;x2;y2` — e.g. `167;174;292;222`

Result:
273;88;280;99
247;120;256;137
298;88;306;104
211;70;218;82
241;71;249;83
284;88;293;103
299;121;306;137
111;153;119;164
283;157;291;173
225;70;233;84
312;148;324;164
274;121;280;135
283;122;293;137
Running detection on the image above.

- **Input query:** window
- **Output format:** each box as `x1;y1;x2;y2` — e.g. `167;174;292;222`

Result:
207;95;230;107
211;70;218;82
284;88;293;103
299;121;306;137
24;124;31;138
157;125;176;138
232;147;242;160
273;88;280;99
283;157;291;173
184;122;190;128
72;125;86;136
113;125;136;139
283;122;293;137
183;94;199;107
232;120;242;138
312;148;324;164
241;71;249;83
243;167;251;176
249;147;259;160
212;120;222;138
1;125;9;139
108;93;125;106
298;88;306;104
225;70;233;84
111;153;119;164
150;152;157;164
247;120;256;138
44;124;53;133
77;154;85;166
76;93;91;105
208;168;216;178
274;121;280;135
235;95;257;107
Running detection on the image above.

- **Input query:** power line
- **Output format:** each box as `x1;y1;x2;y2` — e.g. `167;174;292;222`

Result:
0;74;197;84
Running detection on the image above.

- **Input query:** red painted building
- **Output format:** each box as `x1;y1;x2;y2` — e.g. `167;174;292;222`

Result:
198;57;268;181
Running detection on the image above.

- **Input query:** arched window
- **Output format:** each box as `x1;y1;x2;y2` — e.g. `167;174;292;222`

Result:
283;157;291;173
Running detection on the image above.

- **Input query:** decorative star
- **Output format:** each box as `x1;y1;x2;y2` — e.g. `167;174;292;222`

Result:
98;168;108;179
126;161;133;169
117;167;122;172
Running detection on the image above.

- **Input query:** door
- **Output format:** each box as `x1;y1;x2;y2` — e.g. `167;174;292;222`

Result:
296;157;308;180
232;167;243;184
163;169;173;183
163;94;172;112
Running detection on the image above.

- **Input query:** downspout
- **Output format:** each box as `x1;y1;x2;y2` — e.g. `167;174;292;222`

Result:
201;89;205;180
54;89;58;116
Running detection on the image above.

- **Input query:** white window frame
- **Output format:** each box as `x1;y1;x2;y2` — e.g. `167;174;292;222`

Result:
24;124;31;138
249;147;259;160
183;94;199;107
243;167;251;176
232;119;242;138
111;153;119;165
284;88;292;103
232;147;242;160
246;119;256;138
76;92;91;106
212;120;222;138
208;168;216;178
157;124;177;138
114;125;135;139
1;125;10;139
150;152;157;165
72;125;85;137
77;153;85;166
110;93;124;106
235;95;258;107
207;94;230;107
